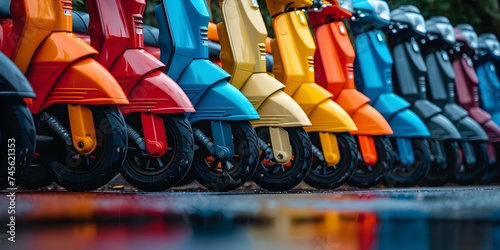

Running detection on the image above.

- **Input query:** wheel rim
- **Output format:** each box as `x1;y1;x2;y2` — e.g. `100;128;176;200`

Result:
126;114;176;176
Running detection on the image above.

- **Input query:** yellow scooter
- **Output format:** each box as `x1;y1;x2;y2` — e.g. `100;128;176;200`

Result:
216;0;360;189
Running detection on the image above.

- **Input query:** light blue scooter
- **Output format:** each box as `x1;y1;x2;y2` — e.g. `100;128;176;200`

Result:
349;0;431;186
152;0;260;191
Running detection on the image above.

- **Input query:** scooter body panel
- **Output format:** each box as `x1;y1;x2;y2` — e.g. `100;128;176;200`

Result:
218;0;268;88
453;56;478;110
0;51;35;98
271;11;316;97
354;31;430;138
477;62;500;125
424;48;488;141
354;31;393;100
156;0;210;81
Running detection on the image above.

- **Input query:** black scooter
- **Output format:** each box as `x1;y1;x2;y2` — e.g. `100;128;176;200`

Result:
385;5;462;186
420;16;489;184
0;51;36;189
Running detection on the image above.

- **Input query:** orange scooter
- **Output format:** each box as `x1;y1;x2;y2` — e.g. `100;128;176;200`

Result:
309;0;395;187
265;0;391;188
0;0;129;191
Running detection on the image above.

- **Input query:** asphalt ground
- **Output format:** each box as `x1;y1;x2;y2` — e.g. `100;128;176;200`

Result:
1;181;500;249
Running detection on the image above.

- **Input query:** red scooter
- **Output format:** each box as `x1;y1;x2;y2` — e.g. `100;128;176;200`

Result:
72;0;196;191
0;0;129;191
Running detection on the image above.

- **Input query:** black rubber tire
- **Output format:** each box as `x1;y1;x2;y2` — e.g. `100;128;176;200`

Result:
304;132;357;189
481;142;500;184
41;105;127;191
121;114;194;191
348;136;393;188
192;121;258;192
0;100;36;190
174;163;197;186
423;140;461;186
454;141;488;185
252;127;312;191
386;138;431;187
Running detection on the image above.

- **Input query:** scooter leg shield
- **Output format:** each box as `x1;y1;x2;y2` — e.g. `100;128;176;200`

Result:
187;80;260;123
40;57;129;112
388;109;431;137
454;116;489;141
425;114;462;140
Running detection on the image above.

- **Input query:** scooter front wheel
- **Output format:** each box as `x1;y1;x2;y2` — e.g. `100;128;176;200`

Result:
121;114;194;191
304;132;357;189
386;138;431;187
0;100;36;190
348;136;393;188
252;127;312;191
423;140;461;186
192;121;258;192
481;142;500;183
454;141;488;185
41;105;127;191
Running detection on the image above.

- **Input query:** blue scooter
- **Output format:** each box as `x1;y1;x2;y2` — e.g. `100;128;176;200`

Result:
473;32;500;182
385;5;463;186
476;33;500;126
152;0;260;191
421;17;489;184
349;0;431;187
0;51;36;190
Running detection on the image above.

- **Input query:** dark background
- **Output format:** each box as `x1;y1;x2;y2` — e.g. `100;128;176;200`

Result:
73;0;500;38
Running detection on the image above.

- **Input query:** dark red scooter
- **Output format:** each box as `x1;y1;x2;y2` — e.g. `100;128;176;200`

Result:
73;0;196;191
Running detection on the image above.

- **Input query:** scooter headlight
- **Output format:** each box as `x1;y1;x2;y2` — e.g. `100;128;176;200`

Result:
461;29;478;49
338;0;353;13
406;13;426;34
367;0;390;21
435;22;456;44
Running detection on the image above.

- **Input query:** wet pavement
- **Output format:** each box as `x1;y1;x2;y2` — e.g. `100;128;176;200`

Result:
1;185;500;249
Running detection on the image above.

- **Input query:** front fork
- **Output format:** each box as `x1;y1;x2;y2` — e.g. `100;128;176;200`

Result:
357;135;378;166
395;138;415;166
126;113;168;157
194;121;235;161
258;127;292;165
40;104;97;155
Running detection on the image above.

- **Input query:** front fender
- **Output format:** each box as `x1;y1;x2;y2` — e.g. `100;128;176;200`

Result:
349;104;393;135
454;116;488;141
187;80;259;123
388;109;430;137
120;70;195;115
239;73;284;110
334;89;371;116
176;59;231;105
372;93;410;121
0;51;35;98
40;58;129;113
251;90;311;128
306;99;357;133
425;113;461;140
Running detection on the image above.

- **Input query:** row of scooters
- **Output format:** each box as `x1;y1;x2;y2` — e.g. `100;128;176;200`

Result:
1;0;499;192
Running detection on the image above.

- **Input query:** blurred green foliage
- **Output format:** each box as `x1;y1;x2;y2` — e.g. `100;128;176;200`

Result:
73;0;499;37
